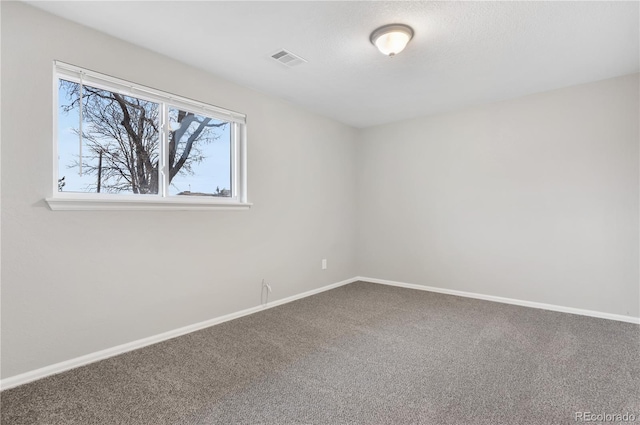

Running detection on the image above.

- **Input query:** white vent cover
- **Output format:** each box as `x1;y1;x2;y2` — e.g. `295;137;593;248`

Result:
271;49;307;67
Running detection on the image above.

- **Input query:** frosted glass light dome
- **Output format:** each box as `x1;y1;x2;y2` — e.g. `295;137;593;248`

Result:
370;24;414;57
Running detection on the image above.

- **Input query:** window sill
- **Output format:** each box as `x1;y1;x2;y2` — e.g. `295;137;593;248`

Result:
45;196;253;211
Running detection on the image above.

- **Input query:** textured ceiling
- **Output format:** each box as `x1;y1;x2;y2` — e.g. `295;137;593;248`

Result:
27;1;640;128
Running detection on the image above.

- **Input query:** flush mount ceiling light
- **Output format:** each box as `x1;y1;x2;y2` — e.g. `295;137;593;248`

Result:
370;23;414;57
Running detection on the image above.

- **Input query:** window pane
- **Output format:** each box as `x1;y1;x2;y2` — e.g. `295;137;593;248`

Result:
167;107;231;197
57;79;160;194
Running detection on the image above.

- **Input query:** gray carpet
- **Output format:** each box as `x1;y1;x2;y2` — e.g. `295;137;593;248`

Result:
1;281;639;424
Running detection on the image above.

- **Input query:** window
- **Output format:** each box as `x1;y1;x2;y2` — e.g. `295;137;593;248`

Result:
47;62;249;210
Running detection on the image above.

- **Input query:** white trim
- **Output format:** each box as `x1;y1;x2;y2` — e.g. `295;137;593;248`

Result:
160;103;169;198
357;276;640;325
52;61;60;196
45;195;252;211
230;122;238;199
55;61;245;124
0;277;358;391
240;124;248;203
3;275;636;391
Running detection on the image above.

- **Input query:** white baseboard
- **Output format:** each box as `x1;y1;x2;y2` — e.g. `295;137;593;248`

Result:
0;277;358;391
357;276;640;325
3;275;637;391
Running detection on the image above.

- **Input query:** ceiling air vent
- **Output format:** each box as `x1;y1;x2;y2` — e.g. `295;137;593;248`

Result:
271;49;307;67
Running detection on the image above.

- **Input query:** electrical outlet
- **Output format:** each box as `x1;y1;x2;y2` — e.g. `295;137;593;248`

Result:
322;259;327;270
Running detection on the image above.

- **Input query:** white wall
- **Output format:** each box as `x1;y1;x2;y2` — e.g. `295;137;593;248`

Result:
0;2;358;379
357;73;640;318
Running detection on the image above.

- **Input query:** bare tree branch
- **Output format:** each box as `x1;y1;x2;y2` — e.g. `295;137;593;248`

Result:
59;80;226;194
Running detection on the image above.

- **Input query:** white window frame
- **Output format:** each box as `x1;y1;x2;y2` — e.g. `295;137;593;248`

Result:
46;62;250;211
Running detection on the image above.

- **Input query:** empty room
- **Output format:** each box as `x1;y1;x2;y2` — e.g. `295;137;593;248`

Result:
1;1;638;424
